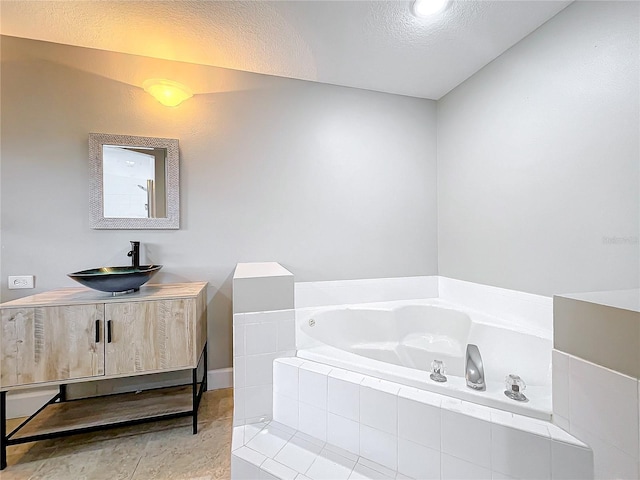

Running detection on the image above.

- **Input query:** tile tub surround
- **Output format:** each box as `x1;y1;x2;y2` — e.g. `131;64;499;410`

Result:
233;270;574;478
231;357;593;480
233;263;296;426
233;309;296;426
552;292;640;479
552;350;640;480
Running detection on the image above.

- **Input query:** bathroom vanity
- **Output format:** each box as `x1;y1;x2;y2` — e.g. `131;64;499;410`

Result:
0;282;207;470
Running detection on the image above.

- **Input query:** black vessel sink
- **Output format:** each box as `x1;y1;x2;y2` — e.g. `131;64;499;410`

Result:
68;265;163;294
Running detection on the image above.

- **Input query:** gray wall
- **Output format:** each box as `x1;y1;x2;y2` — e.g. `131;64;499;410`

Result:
0;36;439;370
437;0;639;296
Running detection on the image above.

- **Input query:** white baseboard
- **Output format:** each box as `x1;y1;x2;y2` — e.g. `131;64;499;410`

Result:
208;367;233;390
6;388;59;419
5;368;233;419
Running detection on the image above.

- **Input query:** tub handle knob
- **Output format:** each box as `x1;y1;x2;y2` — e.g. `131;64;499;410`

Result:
504;374;528;402
430;359;447;382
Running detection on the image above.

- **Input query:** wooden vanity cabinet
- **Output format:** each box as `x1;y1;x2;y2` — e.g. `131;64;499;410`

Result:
0;282;208;470
1;304;105;387
0;282;208;389
105;298;196;376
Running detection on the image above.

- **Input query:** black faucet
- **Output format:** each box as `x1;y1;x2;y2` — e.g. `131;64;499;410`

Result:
127;241;140;269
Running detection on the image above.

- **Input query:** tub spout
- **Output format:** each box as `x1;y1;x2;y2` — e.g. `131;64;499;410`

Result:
465;344;485;391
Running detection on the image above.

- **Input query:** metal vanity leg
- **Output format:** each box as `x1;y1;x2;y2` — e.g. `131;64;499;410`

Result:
192;366;198;435
1;391;7;470
191;343;208;435
59;385;67;402
203;344;208;392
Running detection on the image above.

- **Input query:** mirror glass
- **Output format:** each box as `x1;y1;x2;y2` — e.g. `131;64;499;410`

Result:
89;133;179;229
102;145;167;219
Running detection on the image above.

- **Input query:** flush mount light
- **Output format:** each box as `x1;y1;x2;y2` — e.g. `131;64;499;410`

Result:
412;0;450;17
143;79;193;107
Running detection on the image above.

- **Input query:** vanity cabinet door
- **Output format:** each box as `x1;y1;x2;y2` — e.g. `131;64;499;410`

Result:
1;305;105;387
104;299;195;376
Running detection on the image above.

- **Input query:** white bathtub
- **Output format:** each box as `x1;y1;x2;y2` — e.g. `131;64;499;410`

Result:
296;298;552;419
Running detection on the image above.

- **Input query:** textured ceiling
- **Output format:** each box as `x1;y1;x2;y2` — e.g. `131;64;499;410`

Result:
0;0;572;99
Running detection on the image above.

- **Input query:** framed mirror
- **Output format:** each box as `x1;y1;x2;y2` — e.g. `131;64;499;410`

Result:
89;133;179;229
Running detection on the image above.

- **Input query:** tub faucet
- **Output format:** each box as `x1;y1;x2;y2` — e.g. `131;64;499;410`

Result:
465;344;485;391
127;241;140;269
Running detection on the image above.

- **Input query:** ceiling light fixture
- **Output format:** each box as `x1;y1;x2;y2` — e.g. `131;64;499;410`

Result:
143;79;193;107
412;0;450;17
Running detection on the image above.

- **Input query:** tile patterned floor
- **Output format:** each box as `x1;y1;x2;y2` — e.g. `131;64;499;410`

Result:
1;388;233;480
232;421;410;480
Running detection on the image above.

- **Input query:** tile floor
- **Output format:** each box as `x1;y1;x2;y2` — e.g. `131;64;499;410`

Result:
1;388;233;480
232;421;413;480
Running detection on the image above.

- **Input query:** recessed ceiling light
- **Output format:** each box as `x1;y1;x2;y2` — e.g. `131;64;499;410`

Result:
412;0;450;17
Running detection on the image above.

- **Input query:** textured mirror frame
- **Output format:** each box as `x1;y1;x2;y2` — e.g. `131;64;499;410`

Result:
89;133;180;229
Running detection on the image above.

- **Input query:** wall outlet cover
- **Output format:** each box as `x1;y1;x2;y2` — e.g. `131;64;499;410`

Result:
8;275;35;289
